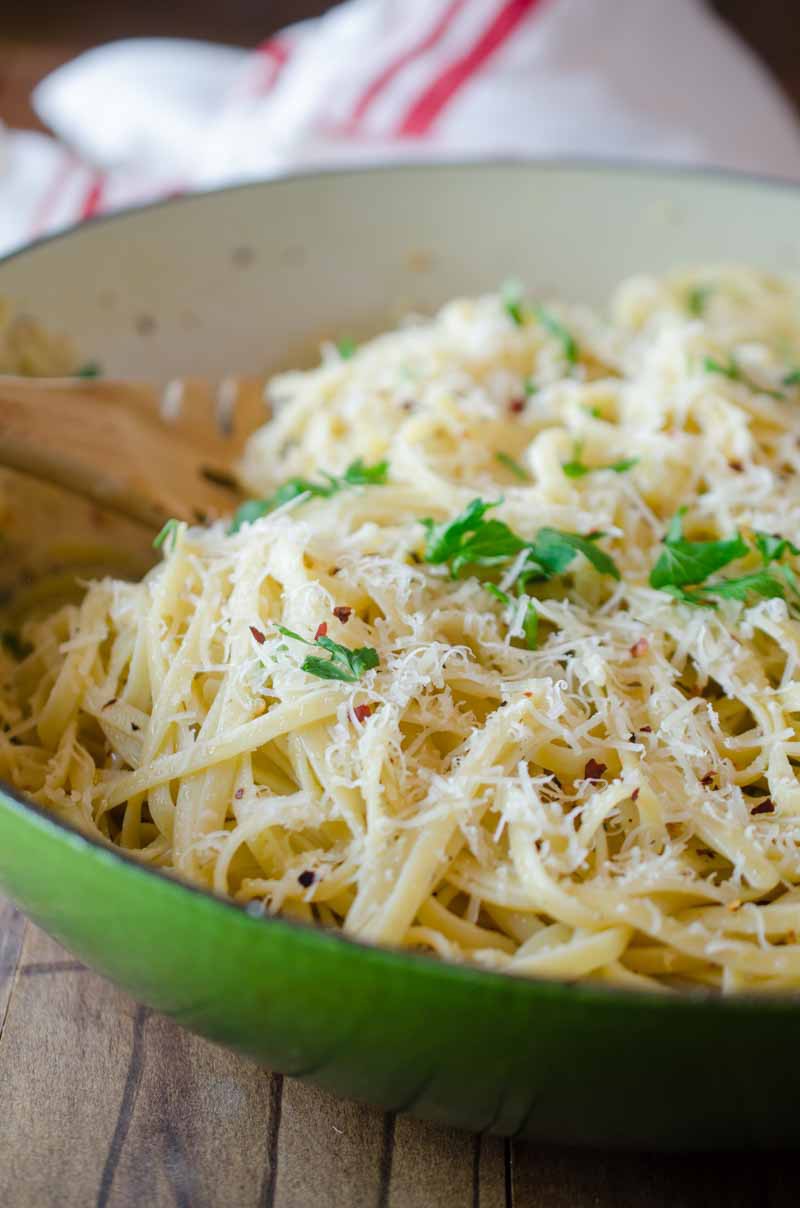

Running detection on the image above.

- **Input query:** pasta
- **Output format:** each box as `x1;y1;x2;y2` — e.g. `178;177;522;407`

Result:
5;265;800;992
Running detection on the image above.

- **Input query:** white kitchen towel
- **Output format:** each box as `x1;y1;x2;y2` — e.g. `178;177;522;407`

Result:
1;0;800;256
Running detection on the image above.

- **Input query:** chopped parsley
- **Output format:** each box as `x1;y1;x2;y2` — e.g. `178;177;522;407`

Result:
501;279;526;327
703;355;784;400
687;285;712;317
533;305;578;366
649;509;747;594
153;517;180;552
420;499;620;584
485;584;539;649
495;451;530;481
501;282;579;365
276;624;379;683
523;376;538;397
782;369;800;388
336;338;357;360
75;361;101;378
561;442;638;478
229;458;389;533
650;511;800;607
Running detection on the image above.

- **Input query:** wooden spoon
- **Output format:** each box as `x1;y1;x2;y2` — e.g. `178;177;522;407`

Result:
0;375;270;529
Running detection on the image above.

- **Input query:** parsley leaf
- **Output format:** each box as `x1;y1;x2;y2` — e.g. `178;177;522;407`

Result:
561;442;638;478
530;528;620;580
339;458;389;486
533;305;579;366
782;369;800;387
484;584;538;650
336;338;357;359
754;531;800;565
703;355;784;400
229;459;389;533
694;572;786;603
502;279;526;327
75;361;101;378
276;625;379;683
421;500;620;583
687;285;712;317
495;451;530;481
153;517;180;552
524;376;538;397
649;509;748;590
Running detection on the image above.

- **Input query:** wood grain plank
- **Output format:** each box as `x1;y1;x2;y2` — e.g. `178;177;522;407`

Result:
511;1143;764;1208
0;894;27;1040
0;925;137;1208
387;1116;506;1208
106;1012;277;1208
273;1077;385;1208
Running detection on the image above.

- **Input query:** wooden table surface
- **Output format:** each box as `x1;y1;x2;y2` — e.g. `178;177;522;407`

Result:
3;3;800;1204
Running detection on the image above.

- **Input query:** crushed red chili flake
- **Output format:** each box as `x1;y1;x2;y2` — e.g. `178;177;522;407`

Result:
353;703;373;723
631;788;640;802
333;606;352;623
630;638;649;658
297;870;316;888
728;459;744;473
250;626;266;645
508;396;525;414
234;788;244;800
102;699;117;710
640;725;653;733
584;758;607;782
314;622;328;640
700;772;715;787
750;799;775;816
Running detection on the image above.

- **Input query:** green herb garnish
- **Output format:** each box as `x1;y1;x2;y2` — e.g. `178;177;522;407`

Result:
75;361;101;378
336;338;357;360
229;459;389;533
502;279;526;327
703;355;783;400
533;305;579;366
420;499;620;583
561;442;638;478
153;517;180;552
650;512;800;608
495;451;530;481
276;625;379;683
523;376;538;397
687;285;712;317
754;531;800;565
649;509;747;592
782;369;800;388
484;584;538;649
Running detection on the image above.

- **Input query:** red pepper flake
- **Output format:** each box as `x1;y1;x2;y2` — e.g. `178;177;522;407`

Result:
630;638;649;658
728;459;744;473
102;699;117;710
700;772;715;787
631;787;640;802
750;799;775;816
314;622;328;640
234;788;244;800
250;626;266;645
353;703;373;723
640;725;653;733
297;870;315;888
508;397;525;414
333;606;352;624
584;758;607;782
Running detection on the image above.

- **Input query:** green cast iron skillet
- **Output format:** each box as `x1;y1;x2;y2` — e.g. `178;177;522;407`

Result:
2;162;800;1148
